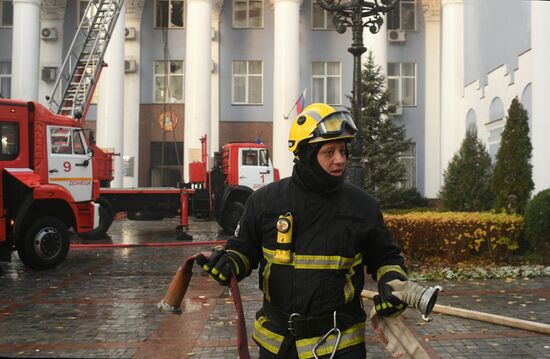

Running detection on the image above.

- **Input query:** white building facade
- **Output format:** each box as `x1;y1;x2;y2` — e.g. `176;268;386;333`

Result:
0;0;548;196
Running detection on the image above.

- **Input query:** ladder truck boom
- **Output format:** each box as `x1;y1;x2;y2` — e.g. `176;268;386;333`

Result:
47;0;125;121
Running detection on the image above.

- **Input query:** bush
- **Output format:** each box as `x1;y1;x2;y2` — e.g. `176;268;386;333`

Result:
439;126;493;211
524;189;550;261
384;211;523;262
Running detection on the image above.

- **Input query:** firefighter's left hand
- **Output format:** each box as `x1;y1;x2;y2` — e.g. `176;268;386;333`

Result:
373;270;408;317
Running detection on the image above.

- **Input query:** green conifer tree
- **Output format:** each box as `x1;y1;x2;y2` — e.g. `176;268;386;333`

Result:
439;125;493;211
492;97;534;214
358;52;413;207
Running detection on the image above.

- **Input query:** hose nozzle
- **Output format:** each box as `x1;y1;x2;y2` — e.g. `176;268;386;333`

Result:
158;265;191;315
388;280;442;317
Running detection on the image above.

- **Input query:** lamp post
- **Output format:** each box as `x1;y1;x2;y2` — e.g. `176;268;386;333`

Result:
315;0;397;189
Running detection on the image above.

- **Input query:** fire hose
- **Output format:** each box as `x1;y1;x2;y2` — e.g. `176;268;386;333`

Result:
157;252;251;359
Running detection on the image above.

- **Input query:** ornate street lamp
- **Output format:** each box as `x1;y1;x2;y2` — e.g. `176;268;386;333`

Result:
316;0;397;189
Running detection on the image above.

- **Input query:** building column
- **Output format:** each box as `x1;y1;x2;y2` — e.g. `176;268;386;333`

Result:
211;0;223;156
97;2;126;187
184;0;212;182
531;1;550;194
121;0;145;188
11;0;40;101
272;0;302;179
422;0;441;198
39;0;67;107
123;0;145;188
440;0;463;184
363;14;387;76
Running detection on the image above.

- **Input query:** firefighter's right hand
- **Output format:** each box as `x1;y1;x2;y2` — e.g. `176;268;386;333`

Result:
196;246;233;285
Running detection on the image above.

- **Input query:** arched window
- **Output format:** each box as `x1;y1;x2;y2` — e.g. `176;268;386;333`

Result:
466;109;477;130
486;97;505;161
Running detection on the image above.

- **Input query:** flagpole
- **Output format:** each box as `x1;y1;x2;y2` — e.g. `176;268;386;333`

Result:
284;101;298;119
285;88;307;119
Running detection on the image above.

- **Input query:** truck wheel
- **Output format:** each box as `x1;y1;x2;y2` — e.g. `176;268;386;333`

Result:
80;204;114;239
222;201;245;235
17;217;70;270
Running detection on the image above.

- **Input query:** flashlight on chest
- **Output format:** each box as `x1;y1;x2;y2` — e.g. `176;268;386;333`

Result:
274;212;293;263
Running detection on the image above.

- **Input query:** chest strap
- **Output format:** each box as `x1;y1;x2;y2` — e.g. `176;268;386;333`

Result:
261;297;365;338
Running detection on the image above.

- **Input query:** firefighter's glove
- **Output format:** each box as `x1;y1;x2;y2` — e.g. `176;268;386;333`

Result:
374;266;408;317
196;246;233;285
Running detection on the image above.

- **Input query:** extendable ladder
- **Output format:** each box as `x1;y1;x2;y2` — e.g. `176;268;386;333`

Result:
47;0;125;121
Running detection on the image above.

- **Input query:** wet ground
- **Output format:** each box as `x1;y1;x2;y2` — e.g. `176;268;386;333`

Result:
0;217;549;358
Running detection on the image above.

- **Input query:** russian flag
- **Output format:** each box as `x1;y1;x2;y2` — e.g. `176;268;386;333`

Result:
295;88;307;114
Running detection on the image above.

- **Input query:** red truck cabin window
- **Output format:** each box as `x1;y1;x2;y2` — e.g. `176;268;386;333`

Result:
242;149;258;166
0;122;19;161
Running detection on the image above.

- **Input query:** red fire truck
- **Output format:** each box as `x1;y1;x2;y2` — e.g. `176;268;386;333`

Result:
0;99;99;269
87;135;279;239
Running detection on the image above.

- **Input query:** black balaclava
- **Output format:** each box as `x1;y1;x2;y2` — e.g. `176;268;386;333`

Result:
292;141;346;194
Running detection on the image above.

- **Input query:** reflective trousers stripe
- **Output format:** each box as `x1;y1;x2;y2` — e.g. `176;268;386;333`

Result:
253;317;366;359
295;322;366;359
252;316;285;355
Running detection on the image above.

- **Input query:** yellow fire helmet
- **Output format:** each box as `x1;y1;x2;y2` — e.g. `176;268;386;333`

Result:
288;103;358;155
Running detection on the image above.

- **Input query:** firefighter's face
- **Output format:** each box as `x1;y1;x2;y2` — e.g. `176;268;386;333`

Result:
316;140;347;177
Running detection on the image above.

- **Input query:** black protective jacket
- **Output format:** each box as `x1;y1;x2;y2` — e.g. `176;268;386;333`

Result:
226;167;405;357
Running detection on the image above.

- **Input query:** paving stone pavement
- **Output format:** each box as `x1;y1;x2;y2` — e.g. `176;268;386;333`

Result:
0;217;548;358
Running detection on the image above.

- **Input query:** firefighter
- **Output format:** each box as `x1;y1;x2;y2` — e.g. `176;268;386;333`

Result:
197;103;408;359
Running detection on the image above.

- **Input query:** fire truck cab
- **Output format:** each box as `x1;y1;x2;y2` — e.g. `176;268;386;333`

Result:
0;99;99;270
211;142;279;234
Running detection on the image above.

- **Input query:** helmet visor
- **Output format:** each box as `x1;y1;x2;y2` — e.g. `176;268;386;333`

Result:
314;111;358;139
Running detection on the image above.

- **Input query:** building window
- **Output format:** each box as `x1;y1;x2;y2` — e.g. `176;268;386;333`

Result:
312;61;341;105
486;97;505;161
0;0;12;27
399;143;416;189
387;0;416;31
154;60;184;103
311;2;335;30
0;61;11;99
232;60;263;105
233;0;263;28
387;62;416;107
155;0;185;28
77;0;97;26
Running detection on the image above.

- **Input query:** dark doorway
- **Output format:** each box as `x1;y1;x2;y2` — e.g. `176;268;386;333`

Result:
150;141;183;187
